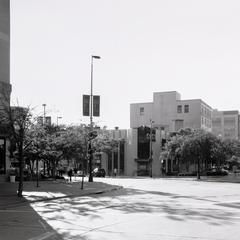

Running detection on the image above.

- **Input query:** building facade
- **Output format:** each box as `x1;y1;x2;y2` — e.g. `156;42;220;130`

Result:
212;110;239;140
107;91;212;177
128;92;213;176
100;92;240;177
130;91;212;132
0;0;11;179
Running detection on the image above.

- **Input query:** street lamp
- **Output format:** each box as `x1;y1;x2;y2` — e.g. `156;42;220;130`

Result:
149;119;154;178
42;104;46;176
88;55;101;182
42;104;46;125
57;116;62;126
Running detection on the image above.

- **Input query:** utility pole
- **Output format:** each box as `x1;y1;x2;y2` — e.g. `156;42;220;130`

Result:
88;55;101;182
149;119;154;178
42;103;46;176
42;104;46;125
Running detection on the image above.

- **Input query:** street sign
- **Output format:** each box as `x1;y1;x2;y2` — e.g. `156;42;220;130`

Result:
83;95;90;116
93;95;100;116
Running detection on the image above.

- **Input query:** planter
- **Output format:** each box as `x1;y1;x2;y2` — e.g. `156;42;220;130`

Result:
10;175;16;183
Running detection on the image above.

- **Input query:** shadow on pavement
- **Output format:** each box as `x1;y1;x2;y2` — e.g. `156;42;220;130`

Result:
3;180;239;239
29;185;240;240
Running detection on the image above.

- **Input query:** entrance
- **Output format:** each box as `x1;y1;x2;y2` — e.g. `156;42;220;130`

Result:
137;161;150;176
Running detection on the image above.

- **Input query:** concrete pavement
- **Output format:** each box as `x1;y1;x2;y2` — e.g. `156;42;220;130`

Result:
1;175;240;240
0;178;122;240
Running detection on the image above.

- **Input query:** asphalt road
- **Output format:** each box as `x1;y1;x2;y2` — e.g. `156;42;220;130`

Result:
29;178;240;240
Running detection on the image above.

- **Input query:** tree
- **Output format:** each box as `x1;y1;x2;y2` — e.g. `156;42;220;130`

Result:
24;125;46;175
0;104;33;197
165;128;231;179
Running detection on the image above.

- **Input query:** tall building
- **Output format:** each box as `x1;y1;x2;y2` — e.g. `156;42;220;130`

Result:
0;0;11;101
212;110;239;140
130;91;212;132
127;91;213;177
0;0;11;178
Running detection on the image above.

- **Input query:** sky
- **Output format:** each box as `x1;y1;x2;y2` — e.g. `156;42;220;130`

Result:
10;0;240;129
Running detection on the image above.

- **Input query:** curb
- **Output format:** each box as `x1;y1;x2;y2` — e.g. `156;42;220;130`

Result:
28;186;123;203
0;186;123;208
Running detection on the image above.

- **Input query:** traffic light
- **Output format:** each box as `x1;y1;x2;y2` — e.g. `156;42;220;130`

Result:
88;131;98;140
161;139;166;149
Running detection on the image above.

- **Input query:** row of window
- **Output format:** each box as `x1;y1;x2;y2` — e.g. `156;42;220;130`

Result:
212;117;237;126
177;105;189;113
201;106;211;118
140;105;190;115
201;116;211;128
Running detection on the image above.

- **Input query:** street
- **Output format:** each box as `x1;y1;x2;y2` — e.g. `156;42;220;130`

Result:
22;178;240;240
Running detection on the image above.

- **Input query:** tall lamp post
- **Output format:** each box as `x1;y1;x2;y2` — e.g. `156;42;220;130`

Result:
42;103;46;177
88;55;101;182
149;119;154;178
42;104;46;125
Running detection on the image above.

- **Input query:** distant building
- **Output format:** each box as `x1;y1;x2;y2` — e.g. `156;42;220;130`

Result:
45;116;52;126
212;110;239;140
37;116;52;126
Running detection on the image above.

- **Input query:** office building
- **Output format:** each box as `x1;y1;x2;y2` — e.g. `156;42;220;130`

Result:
128;91;213;176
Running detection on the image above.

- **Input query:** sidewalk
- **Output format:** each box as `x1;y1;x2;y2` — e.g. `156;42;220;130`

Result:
0;178;122;240
0;178;122;206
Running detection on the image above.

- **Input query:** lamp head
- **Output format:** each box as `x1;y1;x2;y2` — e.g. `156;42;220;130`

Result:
92;55;101;59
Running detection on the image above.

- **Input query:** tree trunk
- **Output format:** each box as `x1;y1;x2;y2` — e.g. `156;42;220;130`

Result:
18;141;24;197
197;157;201;180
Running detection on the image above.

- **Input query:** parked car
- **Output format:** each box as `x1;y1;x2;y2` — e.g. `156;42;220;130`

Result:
77;170;86;177
92;168;106;177
206;168;228;176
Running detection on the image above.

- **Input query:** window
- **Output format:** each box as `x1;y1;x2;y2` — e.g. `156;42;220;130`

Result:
184;105;189;113
140;107;144;115
177;105;182;113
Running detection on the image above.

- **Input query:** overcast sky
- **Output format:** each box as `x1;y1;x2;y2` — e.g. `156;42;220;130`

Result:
10;0;240;129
